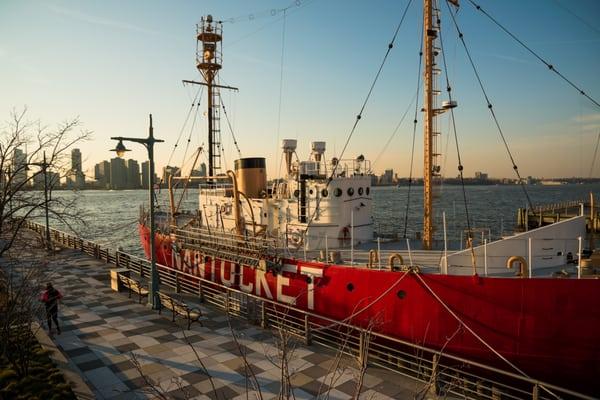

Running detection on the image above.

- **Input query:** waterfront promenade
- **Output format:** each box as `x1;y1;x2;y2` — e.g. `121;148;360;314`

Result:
45;247;424;399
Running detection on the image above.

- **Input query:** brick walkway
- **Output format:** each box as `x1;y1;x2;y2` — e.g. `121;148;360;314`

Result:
47;248;424;399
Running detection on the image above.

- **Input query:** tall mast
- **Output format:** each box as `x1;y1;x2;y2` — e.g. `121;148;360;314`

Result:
422;0;457;249
423;0;436;250
197;15;223;179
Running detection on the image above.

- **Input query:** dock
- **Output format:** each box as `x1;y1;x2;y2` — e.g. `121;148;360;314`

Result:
22;221;595;400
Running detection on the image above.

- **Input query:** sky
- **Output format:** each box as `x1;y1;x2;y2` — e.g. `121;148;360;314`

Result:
1;0;600;179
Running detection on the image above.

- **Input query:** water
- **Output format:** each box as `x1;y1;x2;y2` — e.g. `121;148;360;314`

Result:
43;184;600;256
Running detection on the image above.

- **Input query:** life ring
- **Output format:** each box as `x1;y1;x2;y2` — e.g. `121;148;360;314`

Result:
506;256;529;278
388;253;404;271
289;231;303;247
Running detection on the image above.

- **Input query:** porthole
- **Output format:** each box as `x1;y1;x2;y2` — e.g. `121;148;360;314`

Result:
347;187;354;196
309;189;314;195
321;189;329;197
397;290;406;299
366;187;370;196
347;283;354;292
293;189;300;198
358;187;364;195
306;276;313;284
334;188;342;197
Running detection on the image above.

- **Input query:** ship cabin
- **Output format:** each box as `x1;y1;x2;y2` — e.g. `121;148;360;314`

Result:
198;139;374;251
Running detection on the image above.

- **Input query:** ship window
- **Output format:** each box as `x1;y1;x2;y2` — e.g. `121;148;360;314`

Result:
306;276;312;284
334;188;342;197
397;290;406;299
366;187;370;195
321;188;328;197
358;187;364;195
347;187;354;196
346;283;354;292
293;189;300;198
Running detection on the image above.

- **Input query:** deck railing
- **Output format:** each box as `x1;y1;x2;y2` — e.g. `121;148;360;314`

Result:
23;219;596;400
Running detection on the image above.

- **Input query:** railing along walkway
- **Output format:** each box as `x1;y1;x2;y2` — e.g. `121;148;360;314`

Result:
23;220;595;400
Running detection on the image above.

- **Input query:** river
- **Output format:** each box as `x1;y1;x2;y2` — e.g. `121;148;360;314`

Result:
41;183;600;257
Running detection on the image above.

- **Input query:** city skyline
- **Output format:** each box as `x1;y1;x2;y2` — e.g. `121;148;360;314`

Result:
1;1;599;179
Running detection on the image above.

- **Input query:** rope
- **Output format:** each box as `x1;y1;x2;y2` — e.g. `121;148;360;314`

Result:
403;19;425;239
219;96;242;158
438;6;475;255
589;131;600;178
413;272;560;399
444;1;534;211
465;0;600;110
311;270;410;333
295;0;415;245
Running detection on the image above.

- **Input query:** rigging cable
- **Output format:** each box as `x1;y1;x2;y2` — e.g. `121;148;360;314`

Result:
297;0;416;244
403;19;425;239
438;7;475;259
158;85;203;191
465;0;600;110
219;96;242;158
275;9;287;177
589;131;600;178
444;0;534;211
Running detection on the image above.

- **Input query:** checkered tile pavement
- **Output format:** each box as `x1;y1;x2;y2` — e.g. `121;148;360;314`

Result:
47;249;423;399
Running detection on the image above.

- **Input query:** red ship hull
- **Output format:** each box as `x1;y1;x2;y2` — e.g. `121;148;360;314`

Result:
140;224;600;395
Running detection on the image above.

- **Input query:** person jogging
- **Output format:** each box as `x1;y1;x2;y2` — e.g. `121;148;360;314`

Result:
40;282;63;335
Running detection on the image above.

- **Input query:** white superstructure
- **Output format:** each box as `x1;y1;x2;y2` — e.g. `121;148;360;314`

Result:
199;140;374;250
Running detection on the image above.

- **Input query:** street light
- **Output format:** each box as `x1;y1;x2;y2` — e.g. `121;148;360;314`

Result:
111;114;164;309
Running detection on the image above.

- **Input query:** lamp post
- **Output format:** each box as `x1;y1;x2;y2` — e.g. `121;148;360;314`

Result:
111;114;164;308
29;151;52;250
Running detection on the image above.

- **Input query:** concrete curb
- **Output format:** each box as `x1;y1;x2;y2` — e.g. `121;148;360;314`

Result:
33;322;96;400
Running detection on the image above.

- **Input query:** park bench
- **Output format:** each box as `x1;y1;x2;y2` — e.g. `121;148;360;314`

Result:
157;291;202;330
118;274;149;304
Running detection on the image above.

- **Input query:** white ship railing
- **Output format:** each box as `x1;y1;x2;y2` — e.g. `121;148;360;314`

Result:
23;219;597;400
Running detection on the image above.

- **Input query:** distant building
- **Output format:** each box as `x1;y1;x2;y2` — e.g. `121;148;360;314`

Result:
140;161;159;189
474;171;488;180
66;148;85;188
32;171;60;190
127;159;141;189
161;165;181;187
12;148;27;186
71;149;82;172
190;162;207;178
380;169;394;185
110;157;128;189
94;160;111;188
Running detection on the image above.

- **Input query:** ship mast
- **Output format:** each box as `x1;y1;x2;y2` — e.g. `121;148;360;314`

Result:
196;15;223;179
422;0;458;249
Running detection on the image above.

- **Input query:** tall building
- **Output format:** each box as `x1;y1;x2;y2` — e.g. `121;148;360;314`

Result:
141;161;150;189
94;160;111;188
380;169;394;185
71;149;82;172
67;148;85;188
12;148;27;186
161;165;181;187
127;159;141;189
110;157;127;190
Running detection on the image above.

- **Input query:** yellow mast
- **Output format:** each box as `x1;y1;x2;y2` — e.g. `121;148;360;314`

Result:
422;0;458;249
423;0;435;250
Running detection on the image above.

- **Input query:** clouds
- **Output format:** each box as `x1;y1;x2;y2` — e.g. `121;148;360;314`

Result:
43;3;159;35
573;113;600;133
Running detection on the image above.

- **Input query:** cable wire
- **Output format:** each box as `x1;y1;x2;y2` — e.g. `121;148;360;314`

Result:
403;18;425;239
219;96;242;158
466;0;600;110
444;1;534;211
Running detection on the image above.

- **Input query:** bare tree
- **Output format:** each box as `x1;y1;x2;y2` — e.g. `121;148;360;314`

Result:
0;107;91;256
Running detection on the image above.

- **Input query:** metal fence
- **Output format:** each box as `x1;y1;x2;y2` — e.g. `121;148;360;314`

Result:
23;220;596;400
